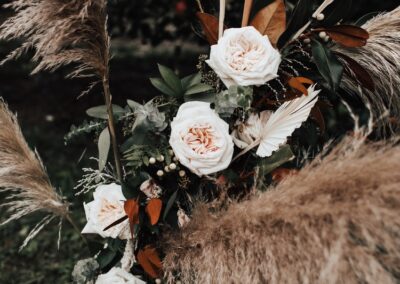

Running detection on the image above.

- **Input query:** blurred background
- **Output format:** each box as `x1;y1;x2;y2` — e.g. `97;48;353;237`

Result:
0;0;399;282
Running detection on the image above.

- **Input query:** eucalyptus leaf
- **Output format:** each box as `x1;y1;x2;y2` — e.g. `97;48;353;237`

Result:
259;145;294;176
98;128;110;171
158;64;183;95
184;83;214;95
86;105;125;120
311;39;344;91
150;77;176;97
215;86;253;116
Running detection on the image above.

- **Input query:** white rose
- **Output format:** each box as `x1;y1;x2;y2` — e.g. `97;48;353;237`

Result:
169;101;234;176
96;267;145;284
206;26;281;88
82;183;131;239
231;111;272;149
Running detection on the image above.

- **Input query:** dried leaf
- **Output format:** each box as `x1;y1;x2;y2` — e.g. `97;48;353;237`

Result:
137;246;163;279
288;77;311;96
315;25;369;47
145;199;162;225
250;0;286;46
124;199;140;239
335;52;375;92
196;12;220;45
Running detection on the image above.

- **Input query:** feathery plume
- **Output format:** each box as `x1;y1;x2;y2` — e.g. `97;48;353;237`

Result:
0;100;68;249
334;6;400;134
0;0;122;180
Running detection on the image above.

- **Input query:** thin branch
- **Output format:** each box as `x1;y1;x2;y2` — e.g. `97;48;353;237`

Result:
219;0;226;39
241;0;253;27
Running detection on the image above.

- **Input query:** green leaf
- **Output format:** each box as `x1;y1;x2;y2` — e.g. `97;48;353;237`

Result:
86;105;125;119
150;77;176;97
158;64;183;95
259;145;294;176
184;92;215;103
98;128;110;171
277;0;315;49
97;249;117;269
184;83;214;95
311;39;344;91
181;73;202;90
163;190;178;221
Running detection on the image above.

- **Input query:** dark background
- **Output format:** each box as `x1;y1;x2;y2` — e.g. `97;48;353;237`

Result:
0;0;399;282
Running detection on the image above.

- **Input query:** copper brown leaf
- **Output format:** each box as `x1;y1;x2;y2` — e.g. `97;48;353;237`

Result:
315;25;369;47
250;0;286;46
196;12;220;45
288;77;313;96
271;168;298;182
137;246;163;279
335;52;375;92
124;199;140;238
145;198;162;225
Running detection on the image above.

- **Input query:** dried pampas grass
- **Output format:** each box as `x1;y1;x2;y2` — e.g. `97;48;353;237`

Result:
0;101;68;250
163;136;400;283
335;6;400;134
0;0;123;180
0;0;109;82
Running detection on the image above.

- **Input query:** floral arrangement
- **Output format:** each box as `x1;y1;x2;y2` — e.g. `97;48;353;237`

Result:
1;0;399;283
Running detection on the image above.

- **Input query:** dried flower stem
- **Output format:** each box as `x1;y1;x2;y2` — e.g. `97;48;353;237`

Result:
241;0;253;27
196;0;204;13
219;0;226;39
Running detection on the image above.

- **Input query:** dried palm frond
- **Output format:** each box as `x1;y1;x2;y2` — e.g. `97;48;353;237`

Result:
334;6;400;134
0;100;68;250
0;0;122;180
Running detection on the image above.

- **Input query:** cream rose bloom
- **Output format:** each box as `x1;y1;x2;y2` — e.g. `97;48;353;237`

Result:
169;101;234;176
96;267;145;284
207;26;281;88
82;183;130;239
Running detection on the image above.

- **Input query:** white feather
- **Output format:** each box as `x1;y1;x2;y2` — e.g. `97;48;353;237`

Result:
256;85;320;157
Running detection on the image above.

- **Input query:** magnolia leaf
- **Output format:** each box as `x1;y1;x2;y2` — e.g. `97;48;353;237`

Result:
158;64;182;95
250;0;286;46
277;0;314;49
322;0;352;26
181;73;202;90
87;105;125;120
310;105;326;133
150;77;176;97
98;128;110;171
124;199;140;239
137;246;163;279
315;25;369;47
259;145;294;176
311;39;344;91
196;12;220;45
97;249;117;269
163;190;178;221
145;199;162;225
184;83;214;95
335;52;375;92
